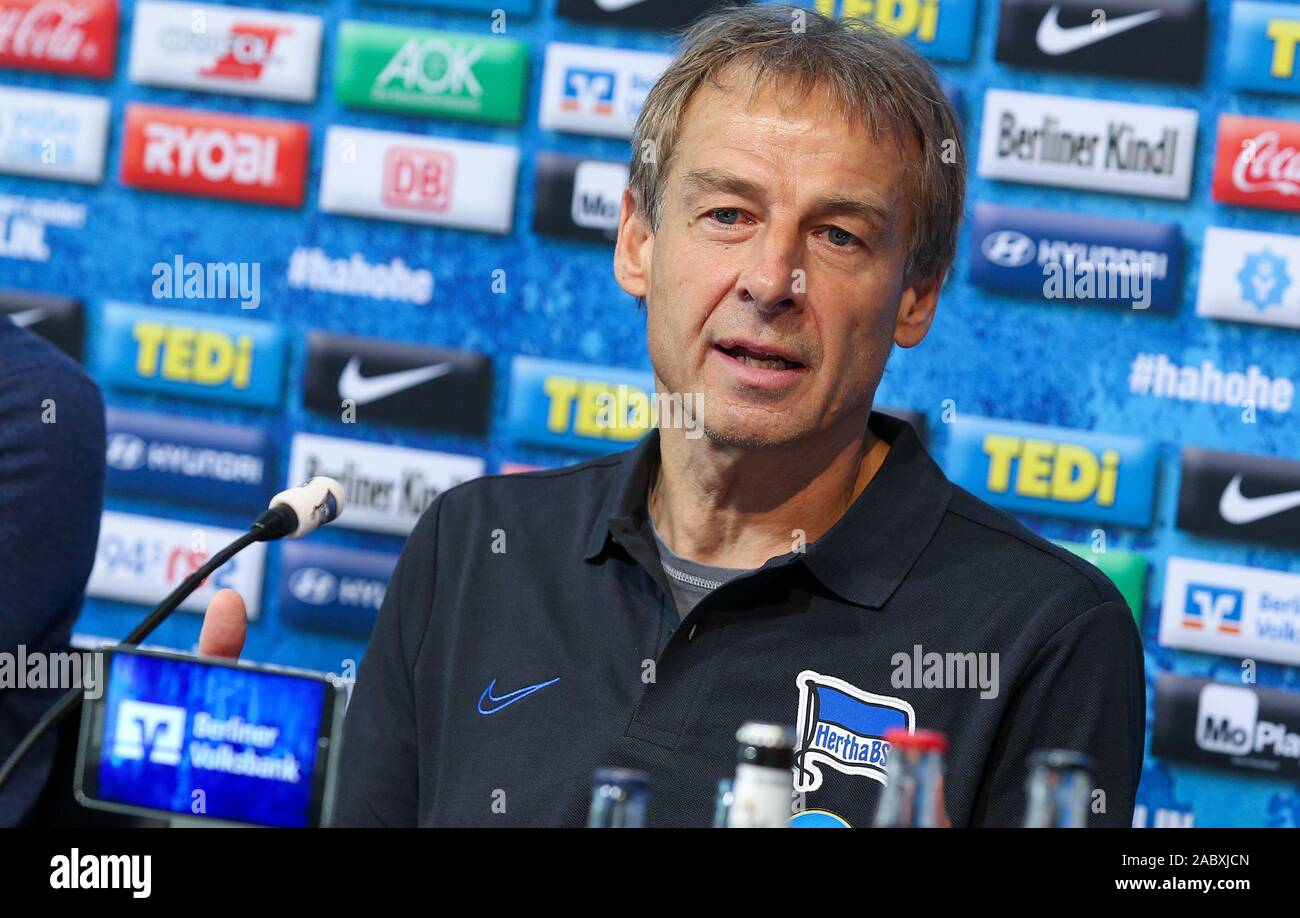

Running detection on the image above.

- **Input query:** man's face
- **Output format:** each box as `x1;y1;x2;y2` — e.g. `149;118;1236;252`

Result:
615;70;942;449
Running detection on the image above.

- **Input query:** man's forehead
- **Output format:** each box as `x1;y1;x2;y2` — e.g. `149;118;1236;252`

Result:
669;85;910;226
679;65;908;148
672;71;913;187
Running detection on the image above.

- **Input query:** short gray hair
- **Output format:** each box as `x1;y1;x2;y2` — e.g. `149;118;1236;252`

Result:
629;5;965;281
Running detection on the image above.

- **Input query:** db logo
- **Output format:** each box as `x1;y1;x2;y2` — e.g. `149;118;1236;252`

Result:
382;146;454;212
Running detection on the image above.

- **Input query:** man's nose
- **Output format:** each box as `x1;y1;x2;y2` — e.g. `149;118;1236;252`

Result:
735;225;805;316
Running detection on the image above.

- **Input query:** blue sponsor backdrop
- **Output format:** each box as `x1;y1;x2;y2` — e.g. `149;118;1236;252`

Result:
2;0;1299;827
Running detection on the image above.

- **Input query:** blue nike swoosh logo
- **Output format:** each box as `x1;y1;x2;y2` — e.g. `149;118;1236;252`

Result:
476;676;560;715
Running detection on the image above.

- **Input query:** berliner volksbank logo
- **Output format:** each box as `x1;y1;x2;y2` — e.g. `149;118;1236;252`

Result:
793;671;914;792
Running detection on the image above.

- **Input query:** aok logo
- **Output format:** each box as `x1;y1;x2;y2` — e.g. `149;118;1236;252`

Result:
112;700;186;765
382;146;453;212
543;376;654;442
1183;583;1244;635
373;37;484;99
981;434;1121;506
131;321;254;389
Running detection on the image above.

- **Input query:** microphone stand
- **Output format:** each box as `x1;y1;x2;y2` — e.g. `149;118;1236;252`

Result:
0;506;297;793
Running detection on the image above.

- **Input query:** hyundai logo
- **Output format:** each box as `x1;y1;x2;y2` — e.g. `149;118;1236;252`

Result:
981;230;1037;268
288;567;338;605
106;433;147;471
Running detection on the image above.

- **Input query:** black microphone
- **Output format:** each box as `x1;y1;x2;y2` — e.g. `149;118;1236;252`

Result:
0;478;346;794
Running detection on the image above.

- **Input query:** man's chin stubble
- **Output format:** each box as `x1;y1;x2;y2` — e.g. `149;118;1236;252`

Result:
699;420;804;451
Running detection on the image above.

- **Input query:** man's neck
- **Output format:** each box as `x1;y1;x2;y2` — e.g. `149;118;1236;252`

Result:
648;413;890;569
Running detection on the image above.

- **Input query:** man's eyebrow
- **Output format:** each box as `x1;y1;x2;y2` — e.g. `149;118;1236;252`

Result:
678;169;893;233
678;168;766;203
811;194;893;234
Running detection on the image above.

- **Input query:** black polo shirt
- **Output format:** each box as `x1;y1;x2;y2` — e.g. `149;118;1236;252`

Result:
333;412;1145;828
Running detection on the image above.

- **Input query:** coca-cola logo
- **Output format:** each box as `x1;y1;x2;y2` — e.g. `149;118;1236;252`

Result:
1233;131;1300;198
142;122;280;187
0;0;103;65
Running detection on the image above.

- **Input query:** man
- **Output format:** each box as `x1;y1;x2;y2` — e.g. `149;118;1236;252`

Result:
203;7;1145;826
0;314;106;826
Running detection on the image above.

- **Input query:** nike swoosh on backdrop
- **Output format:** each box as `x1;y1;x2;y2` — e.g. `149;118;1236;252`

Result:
477;677;561;715
594;0;650;10
1036;5;1164;56
336;356;454;405
9;306;47;328
1218;474;1300;525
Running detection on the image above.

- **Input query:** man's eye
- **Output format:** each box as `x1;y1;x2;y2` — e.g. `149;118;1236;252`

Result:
826;227;858;247
710;207;741;225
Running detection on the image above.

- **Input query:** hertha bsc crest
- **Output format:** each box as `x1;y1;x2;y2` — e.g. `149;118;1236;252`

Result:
793;670;915;793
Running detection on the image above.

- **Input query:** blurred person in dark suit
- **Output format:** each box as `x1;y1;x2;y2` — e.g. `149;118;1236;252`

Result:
0;315;106;826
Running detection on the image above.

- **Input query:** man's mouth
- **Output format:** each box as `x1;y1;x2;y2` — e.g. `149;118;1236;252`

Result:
713;340;805;372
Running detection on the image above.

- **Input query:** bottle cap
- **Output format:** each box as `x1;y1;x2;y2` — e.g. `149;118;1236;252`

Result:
884;727;948;753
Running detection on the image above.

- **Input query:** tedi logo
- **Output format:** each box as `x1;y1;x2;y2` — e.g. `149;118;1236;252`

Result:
131;320;254;389
50;848;152;898
982;434;1121;506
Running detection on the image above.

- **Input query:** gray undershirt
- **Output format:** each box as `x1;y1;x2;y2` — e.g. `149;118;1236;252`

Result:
648;515;759;620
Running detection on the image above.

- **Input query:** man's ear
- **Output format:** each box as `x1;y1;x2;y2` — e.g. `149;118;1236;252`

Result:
613;188;653;301
894;270;944;348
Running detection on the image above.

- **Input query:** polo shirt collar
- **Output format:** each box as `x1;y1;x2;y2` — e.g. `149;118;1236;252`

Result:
583;427;662;562
583;411;953;609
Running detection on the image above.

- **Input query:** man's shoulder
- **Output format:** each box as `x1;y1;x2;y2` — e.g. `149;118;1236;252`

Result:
933;482;1130;621
0;319;99;403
